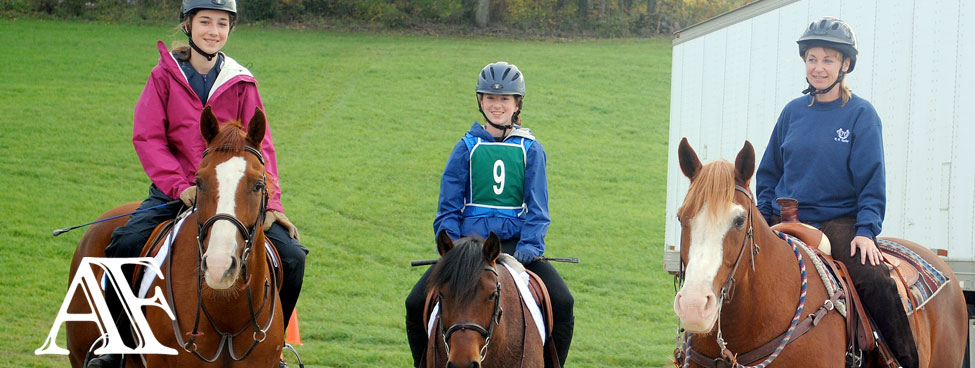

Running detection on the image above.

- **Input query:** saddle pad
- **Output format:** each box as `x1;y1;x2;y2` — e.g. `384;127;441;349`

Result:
133;211;280;298
876;239;949;314
426;263;546;343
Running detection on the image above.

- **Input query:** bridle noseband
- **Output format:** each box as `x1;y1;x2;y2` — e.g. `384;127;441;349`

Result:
167;145;280;363
438;265;504;362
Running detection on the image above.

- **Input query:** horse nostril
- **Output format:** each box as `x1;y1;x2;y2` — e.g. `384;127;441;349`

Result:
229;256;238;271
201;255;209;272
470;362;480;368
447;363;455;368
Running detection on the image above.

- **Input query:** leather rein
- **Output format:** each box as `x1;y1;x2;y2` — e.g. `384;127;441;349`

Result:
438;265;504;363
165;145;280;362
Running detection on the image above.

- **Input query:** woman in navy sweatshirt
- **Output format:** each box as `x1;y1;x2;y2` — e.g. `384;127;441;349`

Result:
756;17;917;368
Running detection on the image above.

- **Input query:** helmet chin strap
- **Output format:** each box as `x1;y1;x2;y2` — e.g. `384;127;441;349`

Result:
188;37;219;61
182;25;219;62
802;59;847;96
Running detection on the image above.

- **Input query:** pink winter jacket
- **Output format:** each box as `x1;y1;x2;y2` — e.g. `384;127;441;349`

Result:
133;41;284;213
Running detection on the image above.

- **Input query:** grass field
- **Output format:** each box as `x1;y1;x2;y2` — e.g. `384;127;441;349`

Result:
0;19;675;367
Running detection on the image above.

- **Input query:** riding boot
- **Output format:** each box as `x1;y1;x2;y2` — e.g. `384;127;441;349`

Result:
862;277;919;368
87;272;134;368
406;267;434;367
550;314;574;367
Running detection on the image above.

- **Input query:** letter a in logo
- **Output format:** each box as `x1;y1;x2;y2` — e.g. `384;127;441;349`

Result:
35;257;177;355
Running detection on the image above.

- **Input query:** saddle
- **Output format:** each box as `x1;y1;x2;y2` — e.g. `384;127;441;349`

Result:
771;224;916;367
421;263;559;368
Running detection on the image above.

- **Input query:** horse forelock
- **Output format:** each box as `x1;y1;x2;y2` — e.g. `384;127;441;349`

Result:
428;237;491;302
209;121;248;155
678;160;736;222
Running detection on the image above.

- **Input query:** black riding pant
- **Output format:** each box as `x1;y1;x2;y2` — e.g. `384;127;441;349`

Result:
772;215;918;368
103;184;307;345
405;239;574;367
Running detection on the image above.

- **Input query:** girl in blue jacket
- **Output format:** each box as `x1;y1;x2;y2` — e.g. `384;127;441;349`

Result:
406;62;573;367
756;17;917;368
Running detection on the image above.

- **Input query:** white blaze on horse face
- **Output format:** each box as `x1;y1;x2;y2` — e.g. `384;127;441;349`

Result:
673;202;745;333
204;156;247;289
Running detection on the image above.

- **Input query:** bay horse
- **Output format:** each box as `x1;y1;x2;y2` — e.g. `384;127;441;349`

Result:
65;107;283;367
672;138;967;367
424;231;545;368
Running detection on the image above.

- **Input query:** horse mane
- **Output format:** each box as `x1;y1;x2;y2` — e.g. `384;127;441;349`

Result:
427;236;490;301
678;160;736;221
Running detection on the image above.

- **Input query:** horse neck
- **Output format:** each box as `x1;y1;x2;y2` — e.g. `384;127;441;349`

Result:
491;264;520;356
697;214;806;353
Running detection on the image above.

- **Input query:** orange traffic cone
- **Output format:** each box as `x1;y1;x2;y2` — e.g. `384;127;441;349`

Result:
286;308;302;345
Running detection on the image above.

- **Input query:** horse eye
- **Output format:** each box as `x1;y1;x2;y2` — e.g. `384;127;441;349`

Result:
253;181;265;192
195;177;204;192
487;292;497;301
734;216;746;229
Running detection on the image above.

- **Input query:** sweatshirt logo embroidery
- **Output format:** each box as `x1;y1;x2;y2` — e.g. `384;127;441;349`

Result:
834;128;850;143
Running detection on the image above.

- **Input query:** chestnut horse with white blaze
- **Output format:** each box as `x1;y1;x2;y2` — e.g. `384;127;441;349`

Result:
672;138;967;367
65;107;283;367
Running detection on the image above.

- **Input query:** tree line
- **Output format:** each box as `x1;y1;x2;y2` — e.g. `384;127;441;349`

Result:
5;0;751;37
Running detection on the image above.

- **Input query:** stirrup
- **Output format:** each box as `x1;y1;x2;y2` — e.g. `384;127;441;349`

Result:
282;343;305;368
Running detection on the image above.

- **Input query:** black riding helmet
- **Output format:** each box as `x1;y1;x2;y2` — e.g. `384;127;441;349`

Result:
180;0;237;61
797;16;858;95
476;62;526;134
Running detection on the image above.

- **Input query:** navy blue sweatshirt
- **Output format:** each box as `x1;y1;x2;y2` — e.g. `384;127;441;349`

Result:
756;94;886;239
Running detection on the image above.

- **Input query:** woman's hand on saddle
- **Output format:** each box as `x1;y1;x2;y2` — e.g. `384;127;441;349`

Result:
179;185;197;207
264;210;300;241
851;235;881;266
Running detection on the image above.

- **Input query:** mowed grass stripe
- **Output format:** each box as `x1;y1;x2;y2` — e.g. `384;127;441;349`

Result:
0;19;676;367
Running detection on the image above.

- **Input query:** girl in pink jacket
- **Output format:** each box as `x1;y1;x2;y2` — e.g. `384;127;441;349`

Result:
90;2;306;367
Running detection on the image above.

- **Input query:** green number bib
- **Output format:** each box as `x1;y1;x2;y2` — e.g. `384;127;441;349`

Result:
469;142;525;209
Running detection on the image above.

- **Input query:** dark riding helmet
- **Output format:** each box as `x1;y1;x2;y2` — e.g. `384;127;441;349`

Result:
797;16;858;73
476;62;526;97
180;0;237;26
476;62;526;131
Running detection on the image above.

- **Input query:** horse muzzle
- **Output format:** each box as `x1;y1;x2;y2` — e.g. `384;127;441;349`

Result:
674;286;718;333
201;252;241;289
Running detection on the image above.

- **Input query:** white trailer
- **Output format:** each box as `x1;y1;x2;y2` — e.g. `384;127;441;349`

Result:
661;0;974;360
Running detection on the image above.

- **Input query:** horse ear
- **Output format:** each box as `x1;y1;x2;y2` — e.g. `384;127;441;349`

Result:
483;232;501;262
735;140;755;184
678;137;702;180
246;107;267;148
200;106;220;144
436;230;454;257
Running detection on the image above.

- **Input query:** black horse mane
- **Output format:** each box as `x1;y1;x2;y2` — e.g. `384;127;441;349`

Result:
427;236;489;301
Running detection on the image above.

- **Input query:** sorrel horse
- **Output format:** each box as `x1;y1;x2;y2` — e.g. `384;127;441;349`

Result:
424;231;544;368
672;138;967;367
65;107;283;367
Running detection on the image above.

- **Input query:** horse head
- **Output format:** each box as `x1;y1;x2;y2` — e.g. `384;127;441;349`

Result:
428;230;504;368
673;138;757;334
195;106;268;290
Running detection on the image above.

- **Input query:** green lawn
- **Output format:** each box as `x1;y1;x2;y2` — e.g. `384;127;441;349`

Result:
0;19;675;367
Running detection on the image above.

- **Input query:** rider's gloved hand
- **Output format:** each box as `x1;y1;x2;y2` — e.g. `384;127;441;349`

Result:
513;250;536;265
264;210;300;241
179;185;197;207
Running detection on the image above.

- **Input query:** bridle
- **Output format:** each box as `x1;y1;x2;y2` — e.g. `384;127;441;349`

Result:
438;265;504;362
166;145;280;362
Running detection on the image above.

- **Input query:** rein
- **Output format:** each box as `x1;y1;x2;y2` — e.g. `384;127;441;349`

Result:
165;145;280;362
681;185;810;368
438;265;504;363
